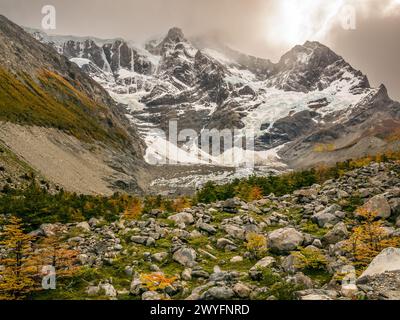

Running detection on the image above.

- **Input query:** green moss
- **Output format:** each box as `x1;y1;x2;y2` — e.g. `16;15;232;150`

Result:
159;261;184;277
157;218;176;228
264;225;283;232
211;211;234;224
249;268;304;300
224;258;254;273
303;269;332;286
340;195;364;213
295;247;327;267
188;236;212;248
285;208;304;225
155;237;174;250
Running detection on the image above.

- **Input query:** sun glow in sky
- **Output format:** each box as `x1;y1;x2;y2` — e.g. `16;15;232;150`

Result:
384;0;400;15
265;0;346;46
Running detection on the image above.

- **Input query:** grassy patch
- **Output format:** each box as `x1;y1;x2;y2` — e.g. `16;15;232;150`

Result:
250;268;304;300
300;221;328;238
303;269;332;286
340;196;364;214
0;68;127;145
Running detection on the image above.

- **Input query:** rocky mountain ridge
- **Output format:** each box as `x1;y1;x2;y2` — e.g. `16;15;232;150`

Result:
0;15;148;194
29;26;400;176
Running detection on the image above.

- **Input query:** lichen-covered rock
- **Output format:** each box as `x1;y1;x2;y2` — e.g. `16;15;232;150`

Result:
76;221;91;232
173;247;197;267
359;195;391;219
322;222;349;244
221;225;246;240
312;210;339;228
201;286;235;300
360;247;400;279
233;283;251;298
268;227;304;252
168;212;194;225
250;256;276;271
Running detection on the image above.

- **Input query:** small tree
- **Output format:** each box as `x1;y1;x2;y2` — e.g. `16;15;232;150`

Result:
0;216;37;300
292;247;328;271
171;197;191;213
246;233;267;259
345;208;400;268
249;186;263;202
32;235;80;280
123;197;143;220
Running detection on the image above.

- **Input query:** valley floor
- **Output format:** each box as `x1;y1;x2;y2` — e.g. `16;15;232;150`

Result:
1;160;400;300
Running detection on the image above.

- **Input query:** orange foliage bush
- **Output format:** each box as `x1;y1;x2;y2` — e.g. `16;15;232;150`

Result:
0;216;37;300
140;273;177;291
124;197;143;220
345;208;400;268
171;197;191;213
249;186;263;201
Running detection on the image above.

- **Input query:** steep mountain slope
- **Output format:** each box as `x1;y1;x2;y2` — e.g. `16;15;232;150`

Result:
0;15;146;194
29;26;400;175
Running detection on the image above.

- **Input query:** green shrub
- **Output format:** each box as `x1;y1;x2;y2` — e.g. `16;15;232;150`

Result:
292;247;328;271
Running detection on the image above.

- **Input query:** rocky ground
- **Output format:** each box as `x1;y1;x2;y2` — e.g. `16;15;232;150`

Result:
18;161;400;300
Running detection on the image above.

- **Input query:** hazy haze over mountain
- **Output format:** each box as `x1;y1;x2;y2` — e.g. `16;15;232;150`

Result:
0;0;399;100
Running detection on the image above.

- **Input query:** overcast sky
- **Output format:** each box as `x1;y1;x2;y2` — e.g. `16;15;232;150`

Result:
0;0;399;100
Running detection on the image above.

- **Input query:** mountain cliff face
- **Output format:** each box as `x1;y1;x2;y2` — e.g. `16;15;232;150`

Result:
29;26;400;176
0;15;146;194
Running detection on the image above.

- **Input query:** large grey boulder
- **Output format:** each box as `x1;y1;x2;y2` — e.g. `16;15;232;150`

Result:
233;283;251;298
216;238;236;249
173;247;197;267
359;195;391;219
294;188;319;199
76;221;91;232
130;236;148;245
100;283;117;297
221;224;246;240
185;283;215;300
322;222;349;244
288;272;314;289
142;291;164;300
168;212;194;225
223;198;242;213
268;227;304;252
130;236;155;247
39;223;58;237
312;210;339;228
198;222;217;234
360;247;400;279
250;256;276;271
130;277;143;295
296;289;338;300
151;252;168;263
201;286;235;300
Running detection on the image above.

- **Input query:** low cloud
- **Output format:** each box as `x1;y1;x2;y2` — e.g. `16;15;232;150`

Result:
0;0;398;99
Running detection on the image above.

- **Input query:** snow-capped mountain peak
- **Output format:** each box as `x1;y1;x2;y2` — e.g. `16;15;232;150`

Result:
27;27;399;170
